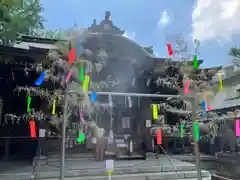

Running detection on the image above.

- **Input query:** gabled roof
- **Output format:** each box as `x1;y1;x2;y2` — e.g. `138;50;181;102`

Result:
16;33;65;43
12;33;64;50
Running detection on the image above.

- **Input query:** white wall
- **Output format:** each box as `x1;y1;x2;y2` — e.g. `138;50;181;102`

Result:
209;79;240;110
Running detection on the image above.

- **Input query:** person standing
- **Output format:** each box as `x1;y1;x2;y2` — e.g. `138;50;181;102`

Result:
95;128;106;161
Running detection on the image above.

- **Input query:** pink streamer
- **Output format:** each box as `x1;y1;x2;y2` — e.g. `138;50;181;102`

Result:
207;105;212;111
79;110;86;124
236;120;240;137
66;71;72;82
184;80;192;95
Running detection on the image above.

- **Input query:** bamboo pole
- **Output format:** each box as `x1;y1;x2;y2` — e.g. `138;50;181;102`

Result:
60;90;68;180
192;91;202;180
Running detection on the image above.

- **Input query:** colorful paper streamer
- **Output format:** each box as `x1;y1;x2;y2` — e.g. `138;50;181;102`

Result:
52;100;56;115
108;170;112;180
167;44;173;56
184;80;191;95
80;67;85;81
83;75;90;90
66;71;72;82
218;74;223;90
202;100;206;115
152;104;158;120
69;48;76;66
204;94;212;111
27;96;31;112
29;120;36;138
207;105;212;111
194;122;200;142
77;133;85;143
91;91;97;102
156;128;162;145
193;55;199;69
79;110;86;124
236;119;240;137
180;123;185;138
34;72;46;86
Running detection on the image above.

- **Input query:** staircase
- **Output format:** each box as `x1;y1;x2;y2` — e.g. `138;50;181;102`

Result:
0;159;212;180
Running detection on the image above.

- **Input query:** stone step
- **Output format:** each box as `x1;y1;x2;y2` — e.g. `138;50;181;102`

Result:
0;165;210;180
15;171;211;180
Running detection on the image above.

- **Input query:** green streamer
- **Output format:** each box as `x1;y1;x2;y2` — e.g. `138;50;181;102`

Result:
180;123;184;138
80;67;85;81
194;121;200;142
193;55;199;69
77;133;85;143
27;96;31;112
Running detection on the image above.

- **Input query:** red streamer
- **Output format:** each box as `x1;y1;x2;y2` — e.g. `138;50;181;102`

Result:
167;44;173;56
29;120;36;138
68;48;76;66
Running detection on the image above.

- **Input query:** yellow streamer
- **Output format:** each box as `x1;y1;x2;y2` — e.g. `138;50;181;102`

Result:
107;170;112;176
83;75;90;90
218;74;223;90
52;100;56;115
152;104;158;120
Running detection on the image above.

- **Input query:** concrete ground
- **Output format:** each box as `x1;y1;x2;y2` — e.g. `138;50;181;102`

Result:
0;155;211;180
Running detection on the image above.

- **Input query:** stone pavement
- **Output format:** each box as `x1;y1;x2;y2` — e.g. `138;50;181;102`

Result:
0;155;211;180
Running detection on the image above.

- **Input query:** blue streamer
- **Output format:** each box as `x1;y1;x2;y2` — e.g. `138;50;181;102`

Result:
202;100;206;116
34;72;46;86
91;91;97;102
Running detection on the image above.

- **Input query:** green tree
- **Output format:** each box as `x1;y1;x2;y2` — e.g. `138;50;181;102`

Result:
0;0;44;44
229;47;240;59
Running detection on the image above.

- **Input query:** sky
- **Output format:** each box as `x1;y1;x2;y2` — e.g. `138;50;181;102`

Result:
40;0;240;68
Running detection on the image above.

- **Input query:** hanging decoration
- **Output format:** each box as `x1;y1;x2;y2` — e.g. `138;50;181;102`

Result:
156;128;162;145
204;94;212;111
15;86;52;99
201;100;206;116
91;91;97;102
207;105;212;111
83;75;90;90
52;100;56;115
236;119;240;137
27;96;32;112
193;55;199;69
77;132;85;143
80;66;85;81
194;121;200;142
66;71;72;82
34;72;46;86
167;43;173;57
180;123;184;138
218;74;223;91
108;170;112;180
106;159;114;180
152;104;158;120
29;120;36;138
184;80;191;95
127;96;132;108
79;109;86;124
3;110;44;125
68;48;76;66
